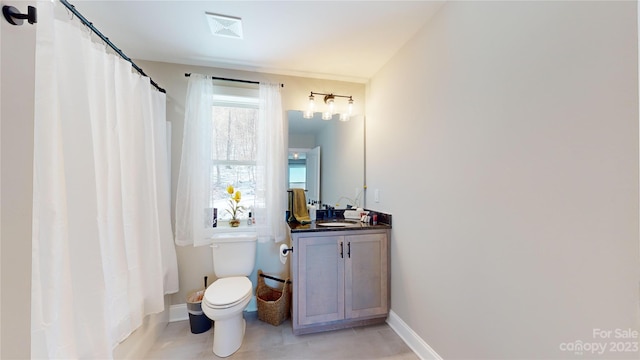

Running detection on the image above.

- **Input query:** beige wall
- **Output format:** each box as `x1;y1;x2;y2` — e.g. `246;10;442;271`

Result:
1;1;36;358
135;60;365;305
366;1;640;359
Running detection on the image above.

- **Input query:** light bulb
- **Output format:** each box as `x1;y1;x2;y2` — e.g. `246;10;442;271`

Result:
304;93;315;118
348;98;354;116
308;94;315;110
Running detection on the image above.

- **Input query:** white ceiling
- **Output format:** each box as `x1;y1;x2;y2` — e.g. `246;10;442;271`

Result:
72;0;445;83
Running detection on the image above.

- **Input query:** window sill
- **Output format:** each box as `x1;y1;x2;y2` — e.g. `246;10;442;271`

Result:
211;222;263;234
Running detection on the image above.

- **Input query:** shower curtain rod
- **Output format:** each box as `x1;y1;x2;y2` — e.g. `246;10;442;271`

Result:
184;73;284;88
59;0;166;93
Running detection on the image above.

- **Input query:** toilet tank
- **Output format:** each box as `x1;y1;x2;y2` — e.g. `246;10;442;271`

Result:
211;232;258;277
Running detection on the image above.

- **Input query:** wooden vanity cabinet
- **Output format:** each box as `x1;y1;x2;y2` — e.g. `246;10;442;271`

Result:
290;229;389;335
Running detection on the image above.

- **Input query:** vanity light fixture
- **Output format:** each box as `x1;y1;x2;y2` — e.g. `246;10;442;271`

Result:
303;92;354;121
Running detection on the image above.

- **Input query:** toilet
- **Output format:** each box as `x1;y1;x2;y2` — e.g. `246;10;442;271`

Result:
201;232;258;357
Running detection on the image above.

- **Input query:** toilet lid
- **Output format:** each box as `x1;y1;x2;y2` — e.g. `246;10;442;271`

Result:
204;277;252;306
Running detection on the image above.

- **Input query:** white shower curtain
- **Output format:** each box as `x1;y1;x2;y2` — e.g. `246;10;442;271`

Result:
174;78;287;246
31;3;178;358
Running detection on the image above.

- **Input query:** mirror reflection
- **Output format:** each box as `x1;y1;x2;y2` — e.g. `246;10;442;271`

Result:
287;110;365;208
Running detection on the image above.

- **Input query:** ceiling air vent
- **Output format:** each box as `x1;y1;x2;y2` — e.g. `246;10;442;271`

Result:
206;12;243;39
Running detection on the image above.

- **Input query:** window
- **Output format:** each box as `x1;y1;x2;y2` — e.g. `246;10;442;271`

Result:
176;77;286;246
288;161;306;190
210;89;259;220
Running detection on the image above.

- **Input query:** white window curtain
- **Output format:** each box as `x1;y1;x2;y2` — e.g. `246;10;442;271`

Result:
174;74;215;246
255;83;288;243
31;3;178;358
174;78;287;246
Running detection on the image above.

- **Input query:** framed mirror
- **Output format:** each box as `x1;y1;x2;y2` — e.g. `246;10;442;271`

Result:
287;110;365;209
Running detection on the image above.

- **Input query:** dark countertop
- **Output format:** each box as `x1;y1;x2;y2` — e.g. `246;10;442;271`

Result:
288;219;391;233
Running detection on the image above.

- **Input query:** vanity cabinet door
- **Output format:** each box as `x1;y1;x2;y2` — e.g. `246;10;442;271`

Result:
345;233;388;319
297;235;345;325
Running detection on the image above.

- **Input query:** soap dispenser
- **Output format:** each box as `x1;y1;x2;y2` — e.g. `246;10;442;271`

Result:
309;202;316;222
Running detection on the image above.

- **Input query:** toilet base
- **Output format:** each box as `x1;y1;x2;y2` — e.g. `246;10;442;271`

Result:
212;315;246;357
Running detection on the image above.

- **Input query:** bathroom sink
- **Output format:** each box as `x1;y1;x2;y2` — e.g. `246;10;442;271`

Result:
317;222;358;227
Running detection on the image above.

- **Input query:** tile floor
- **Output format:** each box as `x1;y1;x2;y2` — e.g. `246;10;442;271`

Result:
144;313;418;359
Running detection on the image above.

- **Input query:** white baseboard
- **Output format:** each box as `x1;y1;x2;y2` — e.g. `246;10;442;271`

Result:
386;310;442;360
169;303;188;322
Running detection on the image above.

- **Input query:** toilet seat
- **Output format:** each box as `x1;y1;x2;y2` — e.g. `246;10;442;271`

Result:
204;276;252;309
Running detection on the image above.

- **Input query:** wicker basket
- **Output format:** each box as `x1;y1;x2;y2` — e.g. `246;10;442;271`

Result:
256;269;291;326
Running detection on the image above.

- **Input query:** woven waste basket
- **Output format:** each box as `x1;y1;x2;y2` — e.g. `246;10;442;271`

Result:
256;269;291;326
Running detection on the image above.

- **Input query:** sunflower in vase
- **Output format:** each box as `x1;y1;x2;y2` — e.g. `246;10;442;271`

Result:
225;185;245;227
